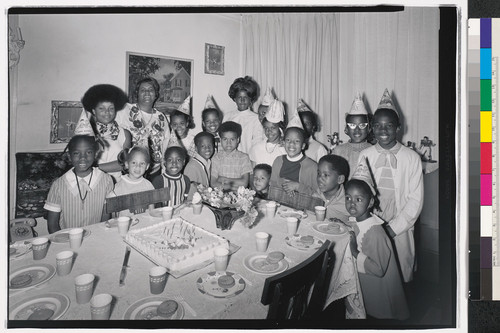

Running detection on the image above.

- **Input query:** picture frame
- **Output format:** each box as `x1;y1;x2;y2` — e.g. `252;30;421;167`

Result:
50;100;83;144
126;51;193;115
205;43;225;75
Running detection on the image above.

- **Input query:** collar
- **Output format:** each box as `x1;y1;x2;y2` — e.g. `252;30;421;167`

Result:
64;167;103;196
318;185;344;203
163;172;182;180
375;141;402;154
193;152;211;167
356;214;384;234
121;175;145;185
286;153;304;162
219;149;239;157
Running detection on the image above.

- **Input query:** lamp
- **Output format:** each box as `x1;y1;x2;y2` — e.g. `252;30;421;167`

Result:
9;26;25;69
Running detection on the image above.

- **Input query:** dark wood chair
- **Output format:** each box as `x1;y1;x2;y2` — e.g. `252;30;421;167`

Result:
105;188;170;215
267;184;325;212
261;240;331;320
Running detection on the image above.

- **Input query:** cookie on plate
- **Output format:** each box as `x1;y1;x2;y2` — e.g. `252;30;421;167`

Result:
157;300;178;318
27;308;54;320
266;251;285;264
217;275;235;289
10;274;32;288
300;235;314;245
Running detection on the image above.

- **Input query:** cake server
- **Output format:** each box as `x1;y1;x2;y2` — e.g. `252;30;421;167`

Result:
119;246;131;286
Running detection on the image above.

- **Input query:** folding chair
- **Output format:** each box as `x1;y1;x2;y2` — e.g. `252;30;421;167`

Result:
105;188;170;215
261;240;331;320
268;184;325;212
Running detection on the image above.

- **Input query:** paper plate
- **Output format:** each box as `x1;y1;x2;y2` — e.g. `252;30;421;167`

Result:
277;208;308;219
9;263;56;290
123;296;184;320
105;218;139;229
50;228;91;244
285;234;324;251
9;241;32;260
312;221;348;236
243;253;289;275
196;271;245;298
9;292;69;320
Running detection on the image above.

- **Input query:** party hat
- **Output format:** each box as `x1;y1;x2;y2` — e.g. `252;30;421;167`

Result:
351;157;376;195
286;109;304;129
266;99;285;123
204;94;217;109
297;99;313;113
177;95;191;116
261;87;274;107
166;130;183;148
376;89;398;116
73;109;94;136
346;92;368;117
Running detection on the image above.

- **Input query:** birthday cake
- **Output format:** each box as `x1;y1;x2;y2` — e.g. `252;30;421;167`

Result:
125;218;229;275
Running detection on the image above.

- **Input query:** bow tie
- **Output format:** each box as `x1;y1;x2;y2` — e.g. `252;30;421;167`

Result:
374;150;397;169
96;121;119;140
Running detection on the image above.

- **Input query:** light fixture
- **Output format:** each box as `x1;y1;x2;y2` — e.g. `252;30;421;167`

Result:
9;26;25;69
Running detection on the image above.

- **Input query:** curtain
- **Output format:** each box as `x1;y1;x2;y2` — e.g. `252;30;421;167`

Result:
242;7;440;157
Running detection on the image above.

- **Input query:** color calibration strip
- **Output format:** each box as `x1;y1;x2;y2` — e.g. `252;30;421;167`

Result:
492;19;500;301
468;18;481;300
480;18;493;301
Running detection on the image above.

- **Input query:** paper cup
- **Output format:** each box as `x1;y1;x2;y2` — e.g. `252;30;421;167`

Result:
286;217;299;235
213;247;229;272
265;202;277;218
32;237;49;260
149;266;167;294
116;217;131;237
255;232;270;252
315;206;327;221
56;250;74;276
161;207;174;220
192;203;203;215
90;293;112;320
69;228;84;249
75;274;95;304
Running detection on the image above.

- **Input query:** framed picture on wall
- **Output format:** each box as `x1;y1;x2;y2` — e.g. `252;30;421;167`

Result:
126;51;193;115
50;100;83;144
205;43;224;75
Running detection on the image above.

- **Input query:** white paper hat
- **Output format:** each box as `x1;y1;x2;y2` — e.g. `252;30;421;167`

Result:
177;95;191;116
297;99;313;113
286;109;304;129
261;87;274;107
74;109;94;136
376;89;399;117
204;94;217;109
266;99;285;123
351;157;376;195
346;92;368;117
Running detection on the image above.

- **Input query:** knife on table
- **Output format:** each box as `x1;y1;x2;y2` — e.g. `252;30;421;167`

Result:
119;246;131;286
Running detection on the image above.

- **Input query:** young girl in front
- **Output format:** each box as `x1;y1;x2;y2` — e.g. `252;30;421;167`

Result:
110;146;155;216
345;162;409;320
152;146;191;207
45;135;114;234
249;99;286;167
332;93;373;179
81;84;132;183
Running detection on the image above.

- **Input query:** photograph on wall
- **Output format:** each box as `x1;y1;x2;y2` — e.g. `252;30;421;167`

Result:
205;43;225;75
126;51;193;115
49;100;84;144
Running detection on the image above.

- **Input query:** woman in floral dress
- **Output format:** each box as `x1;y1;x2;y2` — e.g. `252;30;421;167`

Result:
115;77;174;179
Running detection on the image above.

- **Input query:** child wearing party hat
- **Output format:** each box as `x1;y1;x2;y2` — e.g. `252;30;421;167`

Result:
270;110;318;196
258;87;274;123
332;92;373;179
201;94;222;152
44;112;114;233
345;158;409;320
171;95;196;157
249;98;286;167
358;89;423;283
297;99;328;163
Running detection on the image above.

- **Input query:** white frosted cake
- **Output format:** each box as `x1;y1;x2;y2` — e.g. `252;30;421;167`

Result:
125;217;229;274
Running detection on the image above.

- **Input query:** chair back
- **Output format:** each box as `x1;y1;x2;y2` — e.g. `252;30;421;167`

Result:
105;188;170;214
268;184;324;212
261;240;331;320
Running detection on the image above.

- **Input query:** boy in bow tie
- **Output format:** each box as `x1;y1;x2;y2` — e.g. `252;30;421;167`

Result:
357;89;423;283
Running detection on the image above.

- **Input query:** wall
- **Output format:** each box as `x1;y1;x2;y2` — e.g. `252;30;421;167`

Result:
15;12;242;153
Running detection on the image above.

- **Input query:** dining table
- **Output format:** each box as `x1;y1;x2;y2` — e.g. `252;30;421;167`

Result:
8;200;365;323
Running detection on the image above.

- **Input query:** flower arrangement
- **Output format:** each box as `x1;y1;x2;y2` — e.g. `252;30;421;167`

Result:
197;184;259;229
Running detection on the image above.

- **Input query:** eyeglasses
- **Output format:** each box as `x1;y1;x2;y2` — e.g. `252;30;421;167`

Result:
346;123;369;130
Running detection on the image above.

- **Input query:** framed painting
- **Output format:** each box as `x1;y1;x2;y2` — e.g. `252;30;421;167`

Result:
205;43;224;75
50;100;83;144
126;51;193;115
